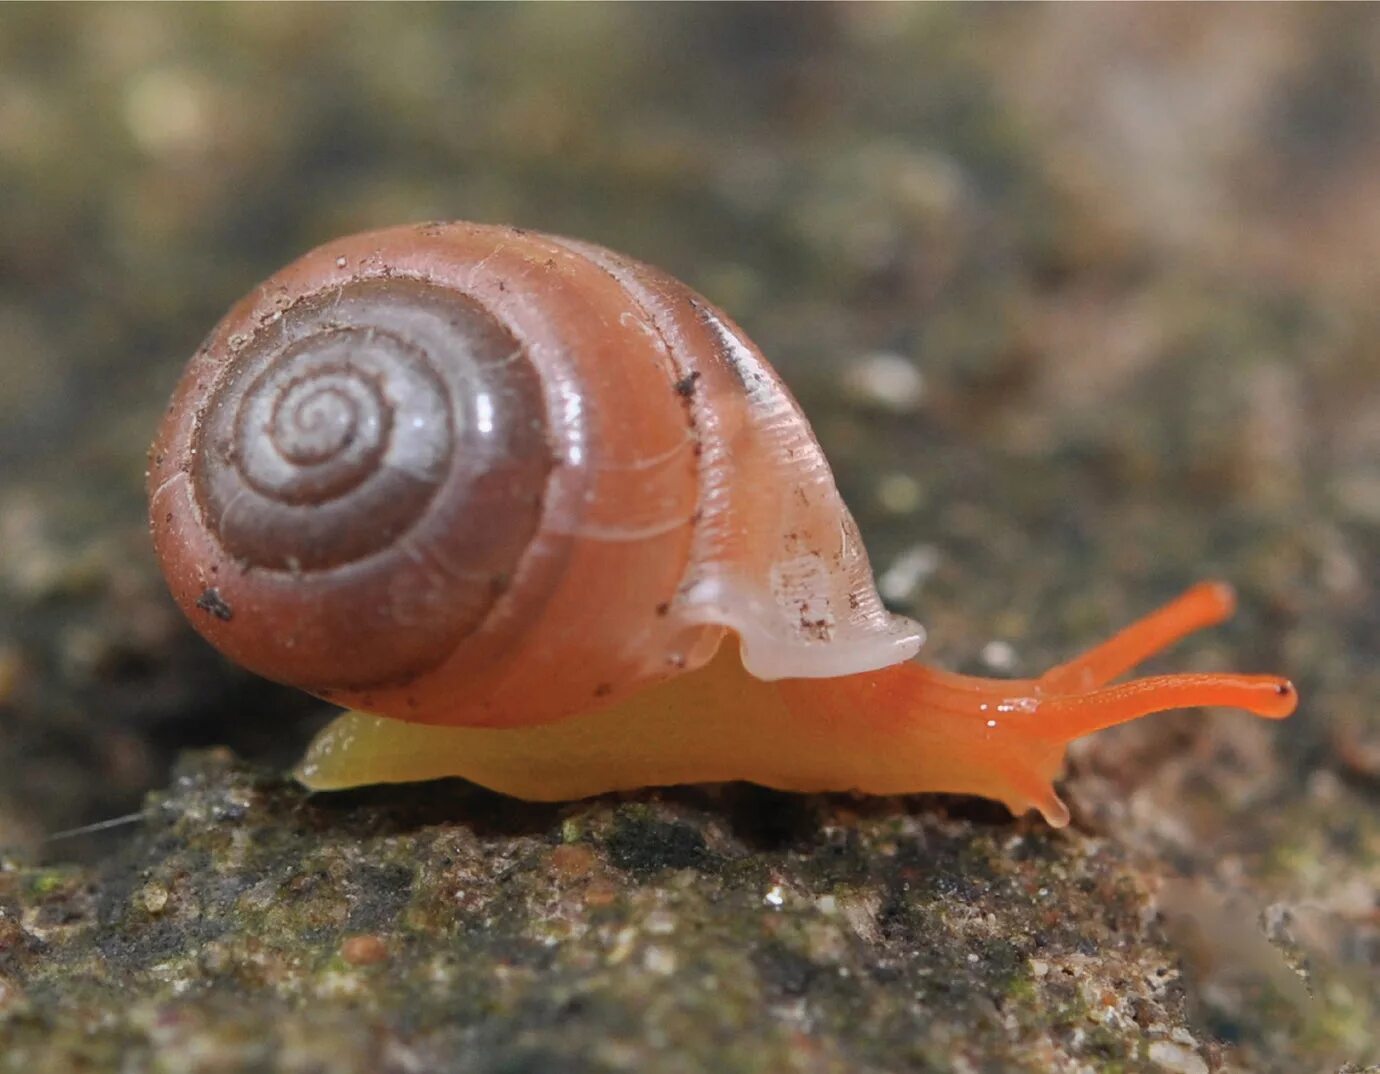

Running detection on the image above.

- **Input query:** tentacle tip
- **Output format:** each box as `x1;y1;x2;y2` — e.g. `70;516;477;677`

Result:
1233;675;1299;719
1199;579;1238;617
1262;678;1298;719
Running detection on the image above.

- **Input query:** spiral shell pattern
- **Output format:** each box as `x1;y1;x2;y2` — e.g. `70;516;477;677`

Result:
195;284;460;571
163;275;552;690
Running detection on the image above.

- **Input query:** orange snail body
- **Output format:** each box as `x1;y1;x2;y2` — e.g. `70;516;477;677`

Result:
149;222;1296;826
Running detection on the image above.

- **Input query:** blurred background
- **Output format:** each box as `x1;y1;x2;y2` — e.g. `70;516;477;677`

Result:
0;6;1377;1069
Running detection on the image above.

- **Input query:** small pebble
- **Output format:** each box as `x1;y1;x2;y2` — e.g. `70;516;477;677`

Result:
842;352;927;413
642;910;676;935
875;472;924;515
138;884;169;915
643;945;677;976
123;68;212;158
550;843;596;880
980;640;1017;672
1147;1040;1208;1074
341;934;389;966
583;879;620;908
878;544;941;604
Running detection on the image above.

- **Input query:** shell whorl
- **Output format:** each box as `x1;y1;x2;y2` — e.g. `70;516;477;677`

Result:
162;273;552;692
195;281;463;571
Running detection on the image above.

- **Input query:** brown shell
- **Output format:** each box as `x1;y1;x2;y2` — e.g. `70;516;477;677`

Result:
149;223;922;730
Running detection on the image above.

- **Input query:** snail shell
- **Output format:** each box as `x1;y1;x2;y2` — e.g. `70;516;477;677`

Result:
148;222;922;729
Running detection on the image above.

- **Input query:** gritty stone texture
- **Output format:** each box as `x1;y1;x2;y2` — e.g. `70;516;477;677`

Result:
0;6;1377;1073
2;753;1223;1074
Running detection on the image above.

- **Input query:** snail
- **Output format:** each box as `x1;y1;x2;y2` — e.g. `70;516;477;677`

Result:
147;222;1296;827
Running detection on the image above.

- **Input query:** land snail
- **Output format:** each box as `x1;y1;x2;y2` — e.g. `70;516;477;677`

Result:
148;221;1297;827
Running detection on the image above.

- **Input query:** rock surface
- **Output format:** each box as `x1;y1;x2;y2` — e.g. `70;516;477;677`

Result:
1;753;1231;1074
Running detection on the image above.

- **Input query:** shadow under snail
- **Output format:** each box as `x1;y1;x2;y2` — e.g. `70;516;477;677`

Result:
147;222;1297;827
